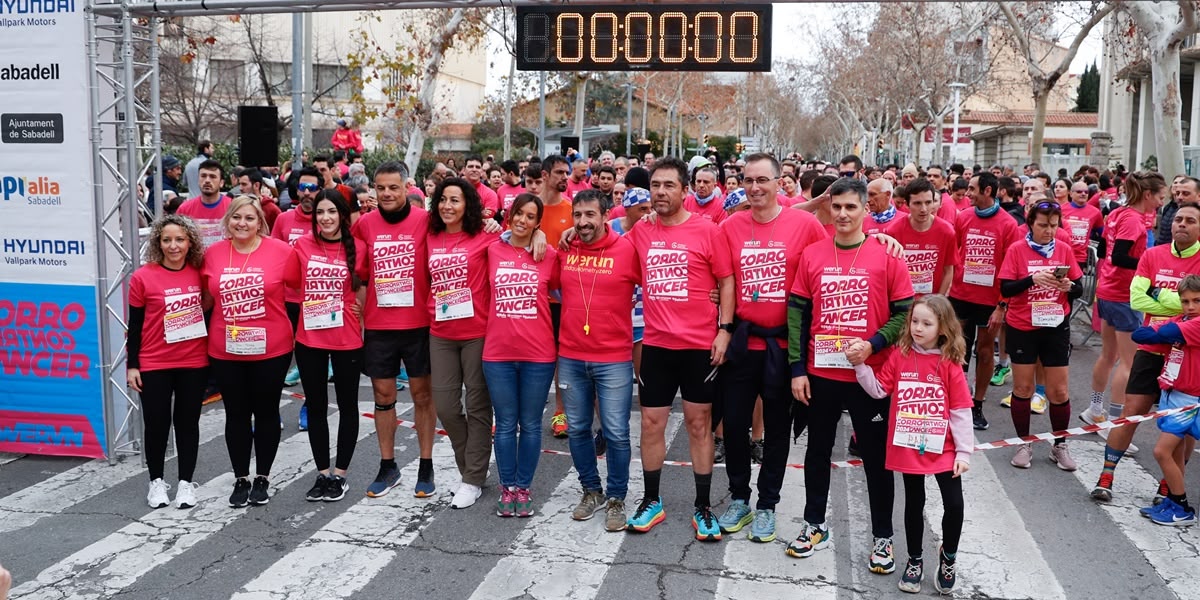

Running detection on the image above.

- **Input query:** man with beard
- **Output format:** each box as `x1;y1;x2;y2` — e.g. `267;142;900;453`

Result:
352;162;438;499
176;159;231;248
540;155;576;438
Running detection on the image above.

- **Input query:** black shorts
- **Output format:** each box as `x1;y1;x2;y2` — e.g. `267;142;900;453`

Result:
1004;324;1071;367
950;297;993;330
363;328;432;379
1126;349;1167;397
638;345;717;408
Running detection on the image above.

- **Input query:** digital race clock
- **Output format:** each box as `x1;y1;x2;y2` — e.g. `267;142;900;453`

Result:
515;5;772;72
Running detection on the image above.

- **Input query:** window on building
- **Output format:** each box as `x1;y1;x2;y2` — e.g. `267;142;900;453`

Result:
209;59;246;95
314;64;359;100
262;61;291;95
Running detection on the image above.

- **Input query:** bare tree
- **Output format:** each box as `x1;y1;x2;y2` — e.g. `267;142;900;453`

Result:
998;1;1116;164
1121;1;1200;177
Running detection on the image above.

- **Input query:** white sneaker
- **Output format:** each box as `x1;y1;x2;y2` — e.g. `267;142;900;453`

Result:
1031;393;1048;415
1079;406;1107;425
147;478;171;509
175;480;199;509
1096;428;1139;455
450;482;482;509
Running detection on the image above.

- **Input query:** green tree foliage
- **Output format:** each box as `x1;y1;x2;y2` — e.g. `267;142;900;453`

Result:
1073;61;1099;113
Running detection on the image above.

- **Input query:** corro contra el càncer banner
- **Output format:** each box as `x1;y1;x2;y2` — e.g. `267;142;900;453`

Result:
0;0;106;459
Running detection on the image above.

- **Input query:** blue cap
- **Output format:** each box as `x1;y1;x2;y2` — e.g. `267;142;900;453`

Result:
723;188;748;211
623;187;651;208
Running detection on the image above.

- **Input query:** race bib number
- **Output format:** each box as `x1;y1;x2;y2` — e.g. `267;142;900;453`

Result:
1031;301;1064;327
373;240;416;307
303;297;344;330
163;292;206;343
199;221;224;248
892;413;948;455
813;335;853;369
963;233;996;286
225;325;266;355
1161;346;1185;389
435;289;474;321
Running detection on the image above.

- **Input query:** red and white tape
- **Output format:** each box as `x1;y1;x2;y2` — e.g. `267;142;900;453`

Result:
281;390;1197;471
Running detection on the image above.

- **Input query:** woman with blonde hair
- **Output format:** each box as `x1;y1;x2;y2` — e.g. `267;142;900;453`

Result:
202;195;295;508
128;214;209;509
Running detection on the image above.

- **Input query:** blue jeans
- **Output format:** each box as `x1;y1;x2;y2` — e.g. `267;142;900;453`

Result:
483;360;556;489
558;357;634;499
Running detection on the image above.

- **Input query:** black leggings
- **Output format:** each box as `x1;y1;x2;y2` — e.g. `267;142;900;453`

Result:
295;342;363;471
211;355;291;478
140;367;208;481
902;472;964;558
803;375;894;538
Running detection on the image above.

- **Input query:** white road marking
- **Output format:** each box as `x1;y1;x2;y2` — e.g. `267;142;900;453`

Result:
231;433;461;600
8;402;377;600
716;437;838;599
0;452;25;466
465;412;682;600
1069;439;1200;599
0;403;270;536
923;437;1067;599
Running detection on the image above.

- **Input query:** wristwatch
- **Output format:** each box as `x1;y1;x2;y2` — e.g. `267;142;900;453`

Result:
718;323;735;333
997;301;1008;310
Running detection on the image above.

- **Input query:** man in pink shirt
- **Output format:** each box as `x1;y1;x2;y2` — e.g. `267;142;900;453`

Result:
463;154;500;219
565;158;592;201
558;189;641;530
625;157;735;540
495;160;526;217
175;159;231;249
684;165;726;224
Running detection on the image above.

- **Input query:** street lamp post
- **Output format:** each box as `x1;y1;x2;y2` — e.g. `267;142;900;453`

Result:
622;82;633;157
697;113;708;157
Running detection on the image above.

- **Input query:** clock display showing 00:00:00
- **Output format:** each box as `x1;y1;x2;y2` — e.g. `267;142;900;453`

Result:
518;9;769;71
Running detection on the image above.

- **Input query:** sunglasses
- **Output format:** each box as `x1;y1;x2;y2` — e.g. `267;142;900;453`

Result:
839;171;857;179
1032;201;1061;212
298;182;320;192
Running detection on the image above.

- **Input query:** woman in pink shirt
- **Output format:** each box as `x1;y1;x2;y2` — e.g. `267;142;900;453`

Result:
426;178;501;510
202;195;295;508
484;194;559;518
283;190;367;502
127;214;210;510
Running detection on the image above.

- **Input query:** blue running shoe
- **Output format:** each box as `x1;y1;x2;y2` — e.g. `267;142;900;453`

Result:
693;506;722;541
396;366;409;391
298;406;308;431
327;360;334;382
1140;501;1168;519
717;499;753;533
626;497;665;533
1149;498;1197;526
414;472;436;498
748;509;777;543
366;463;402;498
284;365;301;386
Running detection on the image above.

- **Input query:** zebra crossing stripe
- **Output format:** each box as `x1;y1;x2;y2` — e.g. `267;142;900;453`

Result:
0;403;259;536
8;403;374;600
465;413;681;600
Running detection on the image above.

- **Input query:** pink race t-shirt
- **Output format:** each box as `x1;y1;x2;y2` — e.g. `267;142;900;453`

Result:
474;181;500;216
722;207;826;350
684;192;728;225
283;235;367;351
427;229;500;341
566;178;592;201
628;214;735;350
1060;202;1103;264
791;237;915;382
351;207;432;331
557;228;640;362
949;209;1019;306
1096;207;1150;302
998;240;1083;332
496;184;525;214
1134;244;1200;338
202;237;295;361
885;217;960;298
482;240;559;363
176;195;231;249
862;215;900;237
935;197;958;224
272;208;314;304
879;350;974;475
128;263;209;372
1165;318;1200;394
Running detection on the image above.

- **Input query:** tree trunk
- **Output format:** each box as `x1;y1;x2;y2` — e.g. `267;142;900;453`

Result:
403;8;467;176
933;113;945;164
1150;43;1186;177
573;74;587;140
1030;88;1050;166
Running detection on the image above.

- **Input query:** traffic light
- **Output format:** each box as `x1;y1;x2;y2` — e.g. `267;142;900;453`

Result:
703;134;710;146
735;143;745;154
877;139;884;149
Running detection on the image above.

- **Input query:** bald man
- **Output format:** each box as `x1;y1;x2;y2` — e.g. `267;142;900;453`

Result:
863;178;898;235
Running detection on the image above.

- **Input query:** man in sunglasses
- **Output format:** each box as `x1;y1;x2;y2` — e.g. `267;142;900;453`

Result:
1062;181;1104;270
838;155;863;180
